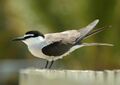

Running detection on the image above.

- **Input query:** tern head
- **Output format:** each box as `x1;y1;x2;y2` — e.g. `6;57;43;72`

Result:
13;31;45;45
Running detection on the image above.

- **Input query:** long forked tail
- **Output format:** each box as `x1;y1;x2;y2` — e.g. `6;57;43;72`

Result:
82;26;105;40
82;43;114;47
75;19;111;45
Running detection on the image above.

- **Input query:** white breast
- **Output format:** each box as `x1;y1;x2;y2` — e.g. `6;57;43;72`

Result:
28;43;50;60
28;44;84;61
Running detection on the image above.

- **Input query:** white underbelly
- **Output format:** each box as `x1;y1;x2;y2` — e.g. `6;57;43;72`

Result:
28;47;52;61
28;45;84;61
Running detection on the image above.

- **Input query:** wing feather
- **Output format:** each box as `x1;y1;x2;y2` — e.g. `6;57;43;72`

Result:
42;19;100;56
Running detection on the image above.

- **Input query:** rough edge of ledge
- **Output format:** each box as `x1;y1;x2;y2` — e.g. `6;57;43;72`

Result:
20;68;120;73
19;68;120;85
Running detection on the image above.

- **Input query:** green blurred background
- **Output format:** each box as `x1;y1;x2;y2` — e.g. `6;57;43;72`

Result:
0;0;120;85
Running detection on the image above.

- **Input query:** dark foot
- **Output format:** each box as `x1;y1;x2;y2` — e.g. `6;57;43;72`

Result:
45;60;49;69
49;61;54;69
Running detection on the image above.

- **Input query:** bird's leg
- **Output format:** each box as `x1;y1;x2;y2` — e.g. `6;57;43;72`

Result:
49;61;54;69
45;60;49;69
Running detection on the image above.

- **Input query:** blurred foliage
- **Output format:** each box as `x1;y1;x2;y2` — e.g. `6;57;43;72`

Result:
0;0;120;70
2;1;120;85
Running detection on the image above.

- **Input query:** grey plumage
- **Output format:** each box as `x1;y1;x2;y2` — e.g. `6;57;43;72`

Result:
44;19;99;45
41;19;113;57
13;19;113;68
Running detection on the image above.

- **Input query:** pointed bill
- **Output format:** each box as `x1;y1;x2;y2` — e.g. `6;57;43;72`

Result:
12;36;25;41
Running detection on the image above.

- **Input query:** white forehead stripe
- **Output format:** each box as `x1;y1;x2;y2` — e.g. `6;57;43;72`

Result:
24;34;34;37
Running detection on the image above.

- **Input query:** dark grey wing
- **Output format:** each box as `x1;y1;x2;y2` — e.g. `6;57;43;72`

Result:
42;41;73;56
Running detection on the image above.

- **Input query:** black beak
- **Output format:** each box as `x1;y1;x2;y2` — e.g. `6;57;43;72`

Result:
12;37;24;41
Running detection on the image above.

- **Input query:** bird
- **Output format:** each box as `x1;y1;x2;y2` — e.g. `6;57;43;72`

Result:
13;19;113;69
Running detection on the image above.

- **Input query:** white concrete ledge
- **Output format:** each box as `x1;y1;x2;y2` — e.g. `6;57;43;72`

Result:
19;68;120;85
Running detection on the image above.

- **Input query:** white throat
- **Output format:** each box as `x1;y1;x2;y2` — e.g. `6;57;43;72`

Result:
22;36;46;48
22;36;50;59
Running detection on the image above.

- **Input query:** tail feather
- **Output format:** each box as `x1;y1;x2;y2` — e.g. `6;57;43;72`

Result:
75;19;112;45
76;19;99;42
83;26;111;40
82;27;105;40
82;43;114;47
